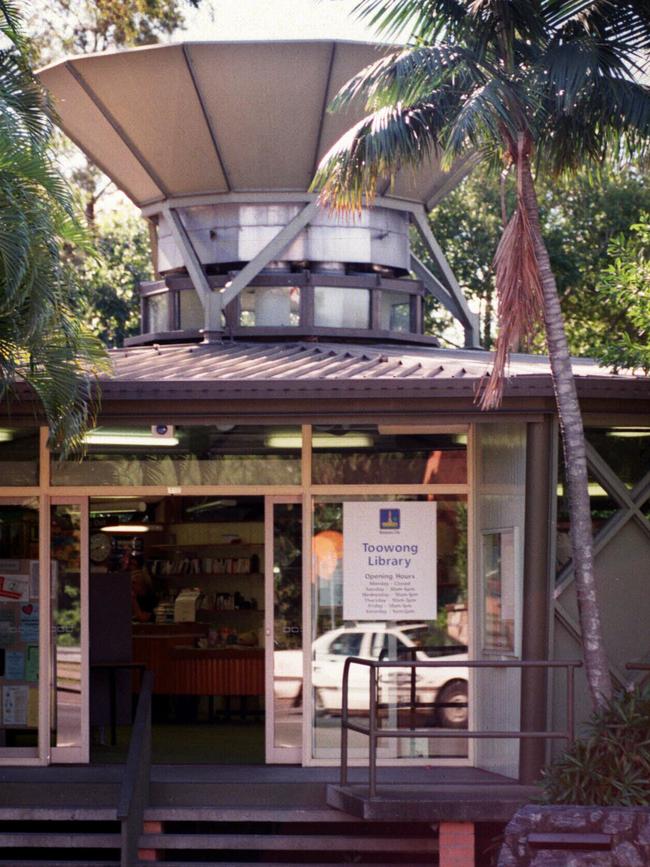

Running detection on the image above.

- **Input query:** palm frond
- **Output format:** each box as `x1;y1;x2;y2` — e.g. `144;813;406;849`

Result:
352;0;468;42
480;136;544;409
313;98;455;212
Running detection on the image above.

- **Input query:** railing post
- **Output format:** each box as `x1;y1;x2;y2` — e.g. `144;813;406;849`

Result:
341;658;350;787
410;650;417;731
567;663;575;745
369;665;377;798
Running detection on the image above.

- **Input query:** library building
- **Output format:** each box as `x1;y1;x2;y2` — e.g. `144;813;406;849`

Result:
0;37;648;867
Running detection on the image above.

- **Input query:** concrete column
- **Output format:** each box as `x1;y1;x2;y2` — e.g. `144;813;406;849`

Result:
519;417;554;784
439;821;475;867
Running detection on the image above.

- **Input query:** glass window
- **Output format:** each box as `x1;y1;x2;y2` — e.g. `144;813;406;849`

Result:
380;290;411;332
585;428;650;490
0;428;39;486
312;496;468;761
179;289;204;330
314;286;370;329
240;286;300;327
0;501;40;753
52;425;302;487
145;292;169;333
311;426;467;485
328;632;363;656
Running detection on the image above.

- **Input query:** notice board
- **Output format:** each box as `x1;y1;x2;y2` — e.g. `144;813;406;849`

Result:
342;502;437;620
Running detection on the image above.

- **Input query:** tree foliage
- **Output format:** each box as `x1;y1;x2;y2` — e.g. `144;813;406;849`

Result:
589;216;650;373
77;212;153;348
427;166;650;352
0;1;107;452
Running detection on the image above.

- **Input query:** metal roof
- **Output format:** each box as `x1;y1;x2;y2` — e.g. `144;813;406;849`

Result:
101;340;650;402
38;41;468;211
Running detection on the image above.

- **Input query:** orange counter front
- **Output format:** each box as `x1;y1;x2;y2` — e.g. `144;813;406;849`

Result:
133;624;264;696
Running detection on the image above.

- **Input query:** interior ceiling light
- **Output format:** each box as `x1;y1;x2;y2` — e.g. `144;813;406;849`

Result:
90;500;146;515
0;429;14;442
83;430;179;447
100;524;163;534
606;429;650;438
265;432;373;449
378;425;468;436
185;499;237;513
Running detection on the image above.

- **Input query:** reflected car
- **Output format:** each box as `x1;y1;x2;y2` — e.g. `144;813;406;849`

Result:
311;624;468;728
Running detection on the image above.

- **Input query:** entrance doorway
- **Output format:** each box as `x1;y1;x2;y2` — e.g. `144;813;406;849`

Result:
88;494;301;764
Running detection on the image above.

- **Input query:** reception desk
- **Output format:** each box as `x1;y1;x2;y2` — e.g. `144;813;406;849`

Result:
132;624;264;696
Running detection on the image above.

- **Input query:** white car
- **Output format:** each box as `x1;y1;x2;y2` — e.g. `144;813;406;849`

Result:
311;623;468;728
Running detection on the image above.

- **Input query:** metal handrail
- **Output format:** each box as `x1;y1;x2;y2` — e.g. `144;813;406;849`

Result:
117;670;154;867
340;658;582;797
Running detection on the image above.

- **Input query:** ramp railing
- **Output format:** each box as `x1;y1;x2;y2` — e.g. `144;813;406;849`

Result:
340;658;582;797
117;669;154;867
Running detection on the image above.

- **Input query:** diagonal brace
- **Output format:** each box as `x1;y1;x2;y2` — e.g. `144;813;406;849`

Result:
163;206;221;333
411;206;480;348
411;254;465;322
220;200;319;308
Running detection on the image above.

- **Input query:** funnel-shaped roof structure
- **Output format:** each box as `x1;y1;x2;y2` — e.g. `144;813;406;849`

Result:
39;40;464;210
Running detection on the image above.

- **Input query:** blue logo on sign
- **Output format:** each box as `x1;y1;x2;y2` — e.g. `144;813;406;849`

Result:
380;508;400;530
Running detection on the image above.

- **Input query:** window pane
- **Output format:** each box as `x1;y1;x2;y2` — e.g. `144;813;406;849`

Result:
311;426;467;485
52;426;302;487
0;501;40;752
585;428;650;490
314;287;370;329
145;293;169;332
312;496;468;761
179;289;204;330
380;290;411;332
240;286;300;327
0;429;39;486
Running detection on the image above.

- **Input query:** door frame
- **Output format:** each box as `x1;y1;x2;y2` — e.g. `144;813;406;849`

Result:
265;494;302;764
50;496;89;764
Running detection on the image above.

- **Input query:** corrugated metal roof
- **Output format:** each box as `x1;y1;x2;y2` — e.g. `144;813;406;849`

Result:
100;340;650;402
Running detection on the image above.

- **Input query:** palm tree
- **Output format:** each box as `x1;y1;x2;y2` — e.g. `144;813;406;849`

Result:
314;0;650;710
0;1;107;453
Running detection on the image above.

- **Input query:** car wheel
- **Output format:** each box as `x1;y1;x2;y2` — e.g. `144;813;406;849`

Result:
436;679;468;729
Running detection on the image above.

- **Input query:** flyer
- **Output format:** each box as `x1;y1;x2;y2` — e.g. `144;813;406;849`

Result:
19;604;39;643
25;646;38;682
3;684;28;726
5;650;24;680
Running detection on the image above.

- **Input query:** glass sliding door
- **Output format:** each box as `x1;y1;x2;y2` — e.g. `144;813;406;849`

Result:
265;497;302;762
0;499;41;760
310;495;469;763
51;499;89;763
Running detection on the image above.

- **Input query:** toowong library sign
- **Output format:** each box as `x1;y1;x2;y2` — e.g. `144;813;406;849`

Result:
342;502;437;620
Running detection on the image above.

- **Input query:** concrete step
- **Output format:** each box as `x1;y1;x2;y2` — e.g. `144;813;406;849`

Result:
149;781;329;807
138;863;432;867
140;832;439;853
0;862;119;866
0;807;117;820
0;831;121;848
144;806;359;822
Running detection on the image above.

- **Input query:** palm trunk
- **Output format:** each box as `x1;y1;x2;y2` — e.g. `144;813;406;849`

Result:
519;155;612;709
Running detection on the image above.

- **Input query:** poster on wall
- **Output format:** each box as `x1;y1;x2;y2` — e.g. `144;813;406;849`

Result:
343;501;437;620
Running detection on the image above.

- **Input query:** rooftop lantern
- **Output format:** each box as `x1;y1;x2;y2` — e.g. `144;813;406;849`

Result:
39;41;479;348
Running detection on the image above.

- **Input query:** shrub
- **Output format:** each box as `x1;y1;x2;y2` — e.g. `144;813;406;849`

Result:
540;684;650;806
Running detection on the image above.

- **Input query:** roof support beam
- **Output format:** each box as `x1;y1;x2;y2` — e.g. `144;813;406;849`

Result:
163;206;222;335
410;254;466;322
410;206;480;348
220;200;319;308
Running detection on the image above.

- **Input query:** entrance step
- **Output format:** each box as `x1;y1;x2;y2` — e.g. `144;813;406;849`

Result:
137;820;439;864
